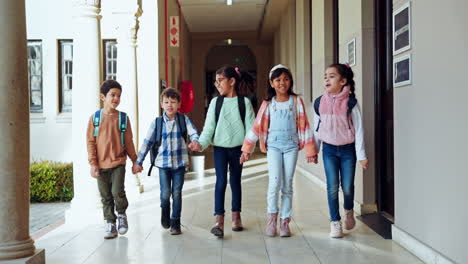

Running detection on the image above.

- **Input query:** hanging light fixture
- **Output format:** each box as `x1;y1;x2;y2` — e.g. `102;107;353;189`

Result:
227;39;232;45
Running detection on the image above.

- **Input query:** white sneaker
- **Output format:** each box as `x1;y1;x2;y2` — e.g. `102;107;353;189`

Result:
330;221;343;238
344;209;356;230
117;213;128;235
104;223;118;239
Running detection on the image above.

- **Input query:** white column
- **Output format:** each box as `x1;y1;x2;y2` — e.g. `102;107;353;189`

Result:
113;4;144;193
66;0;103;227
0;0;44;262
114;4;142;145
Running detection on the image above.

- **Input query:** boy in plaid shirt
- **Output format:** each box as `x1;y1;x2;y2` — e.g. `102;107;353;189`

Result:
134;88;199;235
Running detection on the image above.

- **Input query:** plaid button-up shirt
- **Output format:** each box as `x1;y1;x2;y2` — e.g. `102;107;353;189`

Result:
136;113;199;169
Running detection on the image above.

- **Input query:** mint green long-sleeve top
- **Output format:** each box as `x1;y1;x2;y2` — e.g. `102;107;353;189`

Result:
198;96;255;150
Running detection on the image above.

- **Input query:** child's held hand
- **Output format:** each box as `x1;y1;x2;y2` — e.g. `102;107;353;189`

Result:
132;164;143;174
239;152;250;164
90;165;100;178
307;155;318;164
189;141;202;152
359;159;369;170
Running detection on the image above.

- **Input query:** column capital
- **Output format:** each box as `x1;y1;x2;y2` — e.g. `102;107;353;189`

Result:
73;0;101;19
72;0;101;8
113;5;143;47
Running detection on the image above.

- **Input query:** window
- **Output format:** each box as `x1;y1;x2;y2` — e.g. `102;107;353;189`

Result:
103;40;117;80
59;40;73;113
28;40;43;112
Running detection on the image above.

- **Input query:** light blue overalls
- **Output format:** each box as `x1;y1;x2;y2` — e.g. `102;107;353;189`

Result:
266;96;299;219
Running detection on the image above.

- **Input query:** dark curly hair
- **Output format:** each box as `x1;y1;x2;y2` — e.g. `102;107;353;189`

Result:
215;65;256;97
100;80;122;96
327;63;356;96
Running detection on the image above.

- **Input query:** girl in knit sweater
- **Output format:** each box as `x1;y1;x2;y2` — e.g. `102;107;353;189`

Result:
190;65;255;238
241;64;317;237
313;63;369;238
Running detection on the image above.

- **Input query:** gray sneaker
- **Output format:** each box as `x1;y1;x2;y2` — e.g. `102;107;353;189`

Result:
117;213;128;235
104;223;118;239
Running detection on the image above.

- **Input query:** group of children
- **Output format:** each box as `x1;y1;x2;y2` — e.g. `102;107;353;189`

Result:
86;63;368;240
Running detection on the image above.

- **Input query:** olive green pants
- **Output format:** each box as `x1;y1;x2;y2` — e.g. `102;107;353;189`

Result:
97;165;128;223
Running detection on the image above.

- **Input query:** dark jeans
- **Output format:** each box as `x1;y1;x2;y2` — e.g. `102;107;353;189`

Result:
322;142;357;222
159;166;185;219
97;165;128;223
213;146;243;216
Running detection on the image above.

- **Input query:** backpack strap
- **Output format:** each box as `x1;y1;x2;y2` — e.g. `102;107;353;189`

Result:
118;111;128;148
213;96;225;140
176;113;188;143
313;96;323;132
347;94;357;116
238;95;246;129
148;116;164;176
214;96;225;125
93;109;103;136
347;94;358;129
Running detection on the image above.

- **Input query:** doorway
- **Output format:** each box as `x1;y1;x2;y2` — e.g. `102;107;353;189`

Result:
375;0;395;220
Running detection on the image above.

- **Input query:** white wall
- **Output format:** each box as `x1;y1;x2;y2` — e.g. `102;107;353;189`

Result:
393;0;468;263
26;0;74;162
26;0;159;164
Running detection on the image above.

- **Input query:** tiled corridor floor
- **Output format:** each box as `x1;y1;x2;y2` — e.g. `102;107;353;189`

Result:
36;163;422;264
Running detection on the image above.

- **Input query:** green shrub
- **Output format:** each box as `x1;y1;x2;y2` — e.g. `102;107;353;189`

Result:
30;161;73;203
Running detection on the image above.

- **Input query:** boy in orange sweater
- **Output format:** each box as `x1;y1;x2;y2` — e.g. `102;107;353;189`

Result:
86;80;138;239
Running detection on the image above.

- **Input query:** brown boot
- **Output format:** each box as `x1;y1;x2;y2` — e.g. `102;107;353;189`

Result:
231;211;243;232
280;218;291;237
210;215;224;237
265;213;278;237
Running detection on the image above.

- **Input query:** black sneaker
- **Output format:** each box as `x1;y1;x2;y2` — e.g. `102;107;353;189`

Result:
170;218;182;235
161;207;170;229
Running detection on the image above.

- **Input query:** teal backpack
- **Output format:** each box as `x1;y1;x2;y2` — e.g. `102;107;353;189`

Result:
93;109;128;147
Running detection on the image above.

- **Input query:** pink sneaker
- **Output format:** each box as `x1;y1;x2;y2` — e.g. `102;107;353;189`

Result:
265;213;278;237
344;209;356;230
330;221;343;238
279;218;291;237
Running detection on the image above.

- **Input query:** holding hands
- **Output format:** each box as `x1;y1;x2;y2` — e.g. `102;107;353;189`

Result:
307;155;318;164
132;163;143;174
239;152;250;164
188;141;202;152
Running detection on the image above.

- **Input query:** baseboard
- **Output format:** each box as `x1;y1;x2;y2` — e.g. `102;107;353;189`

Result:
392;225;455;264
296;165;377;216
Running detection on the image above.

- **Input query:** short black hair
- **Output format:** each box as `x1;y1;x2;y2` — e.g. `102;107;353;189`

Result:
100;80;122;96
160;87;181;102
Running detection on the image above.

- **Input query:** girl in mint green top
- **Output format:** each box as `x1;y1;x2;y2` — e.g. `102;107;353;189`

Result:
191;65;255;238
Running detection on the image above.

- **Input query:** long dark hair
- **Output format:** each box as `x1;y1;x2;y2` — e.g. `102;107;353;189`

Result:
215;65;256;97
265;67;297;101
327;63;356;96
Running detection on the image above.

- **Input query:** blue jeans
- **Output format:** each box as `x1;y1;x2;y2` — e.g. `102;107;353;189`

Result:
267;140;298;219
159;166;185;219
213;146;243;216
322;142;357;221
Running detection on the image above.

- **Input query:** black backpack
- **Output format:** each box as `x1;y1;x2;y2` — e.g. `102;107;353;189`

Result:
147;112;188;176
213;96;246;139
313;94;357;131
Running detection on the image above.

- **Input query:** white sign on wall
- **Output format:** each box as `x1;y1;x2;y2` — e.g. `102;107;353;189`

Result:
169;16;179;47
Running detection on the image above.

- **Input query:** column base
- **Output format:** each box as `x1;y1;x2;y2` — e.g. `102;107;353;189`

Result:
1;249;45;264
